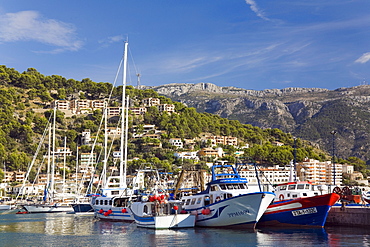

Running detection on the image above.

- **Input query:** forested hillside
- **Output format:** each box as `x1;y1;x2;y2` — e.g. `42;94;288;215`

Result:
0;65;367;183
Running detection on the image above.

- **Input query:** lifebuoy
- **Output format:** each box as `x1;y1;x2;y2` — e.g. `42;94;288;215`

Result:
279;194;284;201
215;196;221;202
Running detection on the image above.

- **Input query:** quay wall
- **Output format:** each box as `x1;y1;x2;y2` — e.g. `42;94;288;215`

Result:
326;206;370;227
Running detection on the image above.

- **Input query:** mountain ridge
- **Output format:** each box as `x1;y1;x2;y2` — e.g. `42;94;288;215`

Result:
142;82;370;162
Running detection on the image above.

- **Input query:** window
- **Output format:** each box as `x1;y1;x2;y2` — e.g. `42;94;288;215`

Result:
297;184;305;190
104;200;108;205
288;185;296;190
191;198;196;205
196;197;202;204
112;191;119;195
280;185;287;190
186;199;191;205
204;196;210;206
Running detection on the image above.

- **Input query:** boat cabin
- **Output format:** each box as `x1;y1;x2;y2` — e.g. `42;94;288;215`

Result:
181;182;249;210
131;200;184;217
274;181;319;201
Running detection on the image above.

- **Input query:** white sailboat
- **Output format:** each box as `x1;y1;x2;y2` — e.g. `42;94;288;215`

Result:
92;41;137;221
22;107;73;213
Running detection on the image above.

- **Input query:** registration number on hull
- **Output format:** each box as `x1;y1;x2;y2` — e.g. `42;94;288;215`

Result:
291;207;317;216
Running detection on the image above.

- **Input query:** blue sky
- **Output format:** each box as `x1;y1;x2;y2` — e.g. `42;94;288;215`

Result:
1;1;370;91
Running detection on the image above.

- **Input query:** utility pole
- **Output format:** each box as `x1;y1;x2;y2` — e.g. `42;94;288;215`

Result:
330;131;337;185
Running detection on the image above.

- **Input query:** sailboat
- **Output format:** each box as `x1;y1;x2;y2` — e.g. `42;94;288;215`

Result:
22;107;73;213
70;136;97;214
91;41;138;221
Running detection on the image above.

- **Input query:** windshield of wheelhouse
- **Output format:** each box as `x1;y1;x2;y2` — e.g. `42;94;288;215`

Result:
219;183;247;190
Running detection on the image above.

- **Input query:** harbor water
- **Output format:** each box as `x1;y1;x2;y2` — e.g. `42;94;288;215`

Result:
0;212;369;247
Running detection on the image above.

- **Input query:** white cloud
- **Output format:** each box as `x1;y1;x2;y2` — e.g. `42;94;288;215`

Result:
245;0;270;21
0;10;83;52
99;35;125;45
355;52;370;64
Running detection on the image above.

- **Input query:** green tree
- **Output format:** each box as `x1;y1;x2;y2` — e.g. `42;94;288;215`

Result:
0;168;4;182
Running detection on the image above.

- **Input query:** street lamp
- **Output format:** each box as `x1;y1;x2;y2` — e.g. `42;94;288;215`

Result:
293;137;297;181
330;130;337;185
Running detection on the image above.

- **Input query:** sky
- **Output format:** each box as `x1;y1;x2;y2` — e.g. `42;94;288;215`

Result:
1;0;370;91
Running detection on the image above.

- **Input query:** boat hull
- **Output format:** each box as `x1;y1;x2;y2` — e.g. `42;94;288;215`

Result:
71;203;94;214
0;205;12;211
23;204;73;213
258;193;340;228
133;213;195;229
189;192;274;229
93;205;134;221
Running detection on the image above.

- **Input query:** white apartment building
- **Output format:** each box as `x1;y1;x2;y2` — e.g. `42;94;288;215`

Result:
169;138;183;149
79;153;96;173
237;165;291;191
81;130;91;145
174;151;199;161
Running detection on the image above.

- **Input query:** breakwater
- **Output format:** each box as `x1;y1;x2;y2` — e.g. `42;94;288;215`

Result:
326;206;370;226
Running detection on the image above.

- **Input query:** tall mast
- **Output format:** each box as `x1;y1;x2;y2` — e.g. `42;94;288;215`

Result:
75;140;79;197
50;107;56;202
103;104;108;188
123;96;129;186
46;123;51;200
119;41;128;188
62;136;66;196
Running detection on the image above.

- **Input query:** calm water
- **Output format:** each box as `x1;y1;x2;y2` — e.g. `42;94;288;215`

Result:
0;212;369;247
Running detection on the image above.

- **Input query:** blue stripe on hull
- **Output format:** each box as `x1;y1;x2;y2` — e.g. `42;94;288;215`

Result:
258;205;331;227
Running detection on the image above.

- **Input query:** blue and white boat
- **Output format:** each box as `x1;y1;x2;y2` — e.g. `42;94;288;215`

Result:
180;163;275;229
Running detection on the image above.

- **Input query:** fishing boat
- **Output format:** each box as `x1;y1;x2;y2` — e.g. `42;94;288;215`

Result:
130;168;195;229
130;196;195;229
257;181;340;228
180;162;275;229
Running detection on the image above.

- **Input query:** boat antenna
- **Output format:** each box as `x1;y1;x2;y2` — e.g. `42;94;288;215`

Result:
293;137;297;181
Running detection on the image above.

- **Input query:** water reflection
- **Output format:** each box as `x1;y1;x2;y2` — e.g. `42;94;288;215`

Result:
256;227;328;246
1;213;370;246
